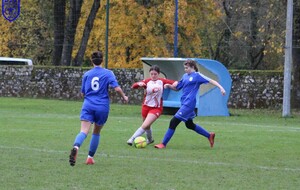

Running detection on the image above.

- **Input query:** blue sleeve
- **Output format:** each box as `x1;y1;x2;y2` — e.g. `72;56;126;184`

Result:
81;74;87;94
176;79;183;91
108;71;119;88
198;72;211;83
176;75;185;91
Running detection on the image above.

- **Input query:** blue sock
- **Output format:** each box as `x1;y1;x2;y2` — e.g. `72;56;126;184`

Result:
88;134;100;157
162;128;175;146
194;124;210;138
73;132;87;147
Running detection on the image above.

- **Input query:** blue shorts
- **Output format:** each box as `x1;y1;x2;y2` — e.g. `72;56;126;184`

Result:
174;105;196;122
80;106;109;126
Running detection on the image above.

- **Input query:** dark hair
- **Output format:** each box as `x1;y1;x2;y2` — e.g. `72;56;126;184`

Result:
184;60;198;72
91;51;103;65
149;65;160;73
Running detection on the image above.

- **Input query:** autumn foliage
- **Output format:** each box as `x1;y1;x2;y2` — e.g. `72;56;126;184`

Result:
0;0;286;69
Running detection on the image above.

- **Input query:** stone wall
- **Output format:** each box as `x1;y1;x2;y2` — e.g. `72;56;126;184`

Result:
0;66;284;109
229;71;283;109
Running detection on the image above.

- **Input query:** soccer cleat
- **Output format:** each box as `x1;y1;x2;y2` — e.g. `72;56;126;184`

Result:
154;143;165;149
127;138;134;146
208;132;215;148
146;139;154;145
69;147;78;166
85;157;95;165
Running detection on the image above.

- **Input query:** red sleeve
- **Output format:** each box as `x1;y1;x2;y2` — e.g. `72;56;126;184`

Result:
131;78;150;89
131;82;140;89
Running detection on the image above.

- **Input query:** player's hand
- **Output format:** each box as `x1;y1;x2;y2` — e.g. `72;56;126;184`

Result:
138;82;146;87
131;82;146;89
220;88;226;96
164;84;171;89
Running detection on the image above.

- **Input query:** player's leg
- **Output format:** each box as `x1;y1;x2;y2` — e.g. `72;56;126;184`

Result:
74;120;92;147
143;108;162;144
142;113;159;144
69;120;92;166
127;122;147;146
155;105;193;149
127;119;146;146
185;120;215;148
86;109;108;164
86;124;103;165
127;105;149;145
154;116;181;149
145;127;154;145
72;108;95;149
185;119;210;137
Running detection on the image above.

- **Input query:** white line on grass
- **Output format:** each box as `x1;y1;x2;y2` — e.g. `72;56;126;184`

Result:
108;116;300;131
1;145;299;172
218;122;300;130
97;153;300;172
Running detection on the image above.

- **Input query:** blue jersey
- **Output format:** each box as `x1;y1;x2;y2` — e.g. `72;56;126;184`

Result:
81;67;119;111
176;72;210;109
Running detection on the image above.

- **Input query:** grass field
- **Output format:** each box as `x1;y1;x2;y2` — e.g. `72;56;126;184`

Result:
0;97;300;190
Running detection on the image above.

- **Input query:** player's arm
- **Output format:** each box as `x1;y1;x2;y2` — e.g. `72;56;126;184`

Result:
131;80;146;89
209;79;226;96
114;86;129;103
164;81;178;91
80;75;87;98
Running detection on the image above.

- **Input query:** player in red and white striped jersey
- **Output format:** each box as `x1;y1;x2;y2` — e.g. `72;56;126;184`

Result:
127;65;176;146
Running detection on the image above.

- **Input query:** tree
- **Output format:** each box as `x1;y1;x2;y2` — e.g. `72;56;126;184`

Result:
73;0;101;66
60;0;84;66
0;0;53;64
53;0;66;66
90;0;221;68
53;0;101;66
212;0;234;67
0;0;288;70
210;0;285;70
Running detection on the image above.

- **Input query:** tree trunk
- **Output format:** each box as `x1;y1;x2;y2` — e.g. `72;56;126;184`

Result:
73;0;101;66
61;0;83;66
248;0;263;70
292;2;300;109
214;0;232;67
53;0;66;66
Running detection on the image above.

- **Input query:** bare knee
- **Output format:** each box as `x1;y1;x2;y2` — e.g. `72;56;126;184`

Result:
93;124;103;134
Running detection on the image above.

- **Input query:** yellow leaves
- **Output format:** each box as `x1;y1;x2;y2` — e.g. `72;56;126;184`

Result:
1;0;285;70
234;31;243;38
263;49;267;55
0;0;223;68
270;42;276;49
75;0;222;68
258;27;265;33
276;48;283;54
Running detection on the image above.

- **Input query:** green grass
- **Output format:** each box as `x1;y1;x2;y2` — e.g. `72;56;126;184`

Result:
0;97;299;190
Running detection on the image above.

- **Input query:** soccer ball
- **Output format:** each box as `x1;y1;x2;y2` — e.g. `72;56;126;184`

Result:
134;136;147;148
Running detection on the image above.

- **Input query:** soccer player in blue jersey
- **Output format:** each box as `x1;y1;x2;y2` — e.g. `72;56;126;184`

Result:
69;51;128;166
154;60;226;149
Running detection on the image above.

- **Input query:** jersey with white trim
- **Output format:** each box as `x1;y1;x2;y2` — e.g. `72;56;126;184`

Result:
134;78;174;108
176;72;211;108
